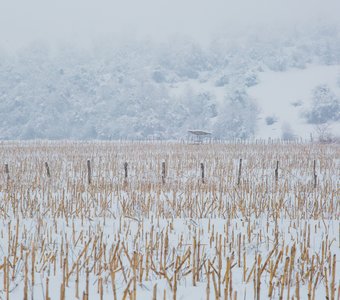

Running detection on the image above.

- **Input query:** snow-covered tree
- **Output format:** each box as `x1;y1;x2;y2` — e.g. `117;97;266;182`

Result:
306;85;340;124
214;89;258;139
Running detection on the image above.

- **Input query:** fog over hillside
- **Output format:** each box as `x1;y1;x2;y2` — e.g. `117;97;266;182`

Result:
0;0;340;140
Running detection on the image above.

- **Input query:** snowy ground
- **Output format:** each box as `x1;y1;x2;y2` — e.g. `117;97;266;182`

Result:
168;64;340;141
248;64;340;140
0;141;339;300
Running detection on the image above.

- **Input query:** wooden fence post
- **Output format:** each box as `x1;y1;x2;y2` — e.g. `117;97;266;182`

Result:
275;161;279;183
87;160;91;185
4;163;9;181
162;162;166;184
124;162;128;179
201;163;205;183
45;162;51;178
237;159;242;186
313;160;317;188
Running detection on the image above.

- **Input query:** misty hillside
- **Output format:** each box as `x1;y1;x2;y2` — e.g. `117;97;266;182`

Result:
1;28;340;140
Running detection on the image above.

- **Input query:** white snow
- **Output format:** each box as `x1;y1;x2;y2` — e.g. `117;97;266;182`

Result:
248;64;340;140
0;141;339;300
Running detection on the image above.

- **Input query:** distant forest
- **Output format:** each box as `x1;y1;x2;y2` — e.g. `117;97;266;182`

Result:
1;25;340;139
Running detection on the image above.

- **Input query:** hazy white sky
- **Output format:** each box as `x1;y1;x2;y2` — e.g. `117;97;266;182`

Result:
0;0;339;48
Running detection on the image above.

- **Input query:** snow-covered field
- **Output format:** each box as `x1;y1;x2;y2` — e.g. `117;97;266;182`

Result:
248;64;340;140
0;141;339;299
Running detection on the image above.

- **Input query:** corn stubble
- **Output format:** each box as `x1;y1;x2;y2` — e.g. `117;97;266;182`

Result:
0;141;339;299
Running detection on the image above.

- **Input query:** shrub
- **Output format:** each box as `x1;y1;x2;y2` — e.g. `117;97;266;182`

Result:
306;85;340;124
265;115;278;125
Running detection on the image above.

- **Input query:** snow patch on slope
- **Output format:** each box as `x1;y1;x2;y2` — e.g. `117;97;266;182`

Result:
248;64;340;139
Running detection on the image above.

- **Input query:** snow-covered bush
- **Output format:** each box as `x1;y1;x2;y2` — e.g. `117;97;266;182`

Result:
244;72;258;87
281;122;296;140
215;75;229;87
306;85;340;124
314;123;335;143
214;89;258;139
291;100;303;107
265;115;278;125
152;70;166;83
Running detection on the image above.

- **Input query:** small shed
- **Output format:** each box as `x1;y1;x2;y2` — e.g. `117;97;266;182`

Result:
188;130;212;143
